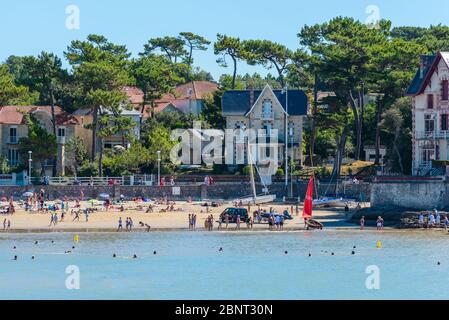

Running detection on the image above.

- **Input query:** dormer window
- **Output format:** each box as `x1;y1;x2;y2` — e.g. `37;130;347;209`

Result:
427;94;434;109
442;80;448;101
262;99;272;119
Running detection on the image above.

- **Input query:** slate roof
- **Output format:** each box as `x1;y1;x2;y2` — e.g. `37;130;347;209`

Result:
406;52;449;96
222;89;308;116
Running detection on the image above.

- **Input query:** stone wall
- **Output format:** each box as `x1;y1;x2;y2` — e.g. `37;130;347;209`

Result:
0;181;371;201
371;181;449;210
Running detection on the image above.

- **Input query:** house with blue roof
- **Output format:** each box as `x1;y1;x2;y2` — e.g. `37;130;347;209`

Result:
222;84;308;169
406;52;449;176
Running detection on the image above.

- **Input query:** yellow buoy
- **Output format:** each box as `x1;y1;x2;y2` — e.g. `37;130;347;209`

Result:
74;234;79;242
376;241;381;248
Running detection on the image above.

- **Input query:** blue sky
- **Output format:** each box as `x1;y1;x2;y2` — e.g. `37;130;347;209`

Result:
0;0;448;80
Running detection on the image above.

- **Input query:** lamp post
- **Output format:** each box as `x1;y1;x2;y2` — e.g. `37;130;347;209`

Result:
28;151;32;185
157;150;161;186
289;126;294;198
282;84;289;190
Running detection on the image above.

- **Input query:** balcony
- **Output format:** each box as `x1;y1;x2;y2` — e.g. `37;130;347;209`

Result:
261;112;274;120
8;136;18;144
416;131;449;140
57;136;66;144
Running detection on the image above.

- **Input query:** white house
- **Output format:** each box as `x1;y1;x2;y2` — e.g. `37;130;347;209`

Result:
221;84;308;169
407;52;449;175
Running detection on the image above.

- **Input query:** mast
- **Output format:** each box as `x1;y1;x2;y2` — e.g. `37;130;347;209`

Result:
247;138;257;205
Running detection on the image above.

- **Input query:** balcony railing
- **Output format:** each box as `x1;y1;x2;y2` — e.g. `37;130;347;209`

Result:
261;112;274;120
8;136;18;144
415;131;449;140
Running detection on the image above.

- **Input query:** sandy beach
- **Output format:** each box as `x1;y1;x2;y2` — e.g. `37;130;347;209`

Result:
0;200;360;233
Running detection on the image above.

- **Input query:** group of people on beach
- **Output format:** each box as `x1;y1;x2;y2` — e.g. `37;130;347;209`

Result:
418;210;449;228
117;217;134;231
188;214;197;230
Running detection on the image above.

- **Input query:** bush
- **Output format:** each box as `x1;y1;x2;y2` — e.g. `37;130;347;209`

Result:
78;161;99;177
275;168;284;176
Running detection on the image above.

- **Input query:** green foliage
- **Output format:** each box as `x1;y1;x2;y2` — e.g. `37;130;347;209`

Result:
78;160;99;177
0;64;38;105
18;115;57;174
275;168;284;177
201;89;226;130
102;142;152;176
131;54;182;113
66;136;88;173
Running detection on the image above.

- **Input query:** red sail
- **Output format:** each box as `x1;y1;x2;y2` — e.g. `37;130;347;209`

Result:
302;176;313;218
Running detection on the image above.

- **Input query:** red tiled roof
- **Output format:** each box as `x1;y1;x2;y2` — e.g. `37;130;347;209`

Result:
173;81;219;100
0;106;79;125
122;86;144;105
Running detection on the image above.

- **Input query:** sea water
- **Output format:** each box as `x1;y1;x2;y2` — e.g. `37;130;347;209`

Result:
0;230;448;300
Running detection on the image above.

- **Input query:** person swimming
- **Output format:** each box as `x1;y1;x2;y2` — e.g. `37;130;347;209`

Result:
133;254;138;259
13;255;17;260
113;253;117;258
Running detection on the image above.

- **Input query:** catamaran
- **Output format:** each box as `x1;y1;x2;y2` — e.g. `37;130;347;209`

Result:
303;176;324;229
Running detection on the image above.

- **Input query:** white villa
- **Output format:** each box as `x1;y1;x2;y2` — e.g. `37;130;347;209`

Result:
407;52;449;175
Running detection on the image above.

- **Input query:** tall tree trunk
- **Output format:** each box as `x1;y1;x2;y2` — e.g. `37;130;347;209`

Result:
348;90;362;160
98;137;104;177
393;131;404;174
91;106;98;160
50;87;58;177
374;99;382;165
309;75;318;166
332;128;348;178
231;57;237;89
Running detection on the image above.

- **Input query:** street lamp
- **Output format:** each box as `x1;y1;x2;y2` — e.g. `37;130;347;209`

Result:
157;150;161;186
281;84;289;190
289;125;294;198
28;151;32;185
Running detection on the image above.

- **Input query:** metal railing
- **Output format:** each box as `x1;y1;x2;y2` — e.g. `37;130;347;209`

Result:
416;131;449;140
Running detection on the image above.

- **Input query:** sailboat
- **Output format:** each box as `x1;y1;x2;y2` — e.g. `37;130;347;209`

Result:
303;176;324;230
234;140;277;205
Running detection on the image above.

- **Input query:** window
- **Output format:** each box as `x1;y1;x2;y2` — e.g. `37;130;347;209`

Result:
57;127;66;137
7;149;19;166
262;99;272;118
425;114;435;133
442;114;448;131
443;80;449;101
427;94;434;109
9;127;17;143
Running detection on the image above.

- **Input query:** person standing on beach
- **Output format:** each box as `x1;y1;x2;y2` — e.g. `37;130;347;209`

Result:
3;218;6;230
54;213;58;226
419;213;424;227
360;216;365;230
72;210;80;222
236;215;241;230
376;216;384;230
129;218;133;231
444;215;449;230
225;213;229;230
6;220;10;230
188;214;192;230
118;217;123;231
49;214;54;227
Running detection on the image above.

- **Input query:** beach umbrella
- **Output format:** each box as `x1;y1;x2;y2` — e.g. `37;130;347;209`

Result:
22;192;33;198
99;193;110;199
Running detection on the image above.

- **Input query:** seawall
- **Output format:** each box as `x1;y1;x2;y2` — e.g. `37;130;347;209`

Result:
371;180;448;210
0;181;370;201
